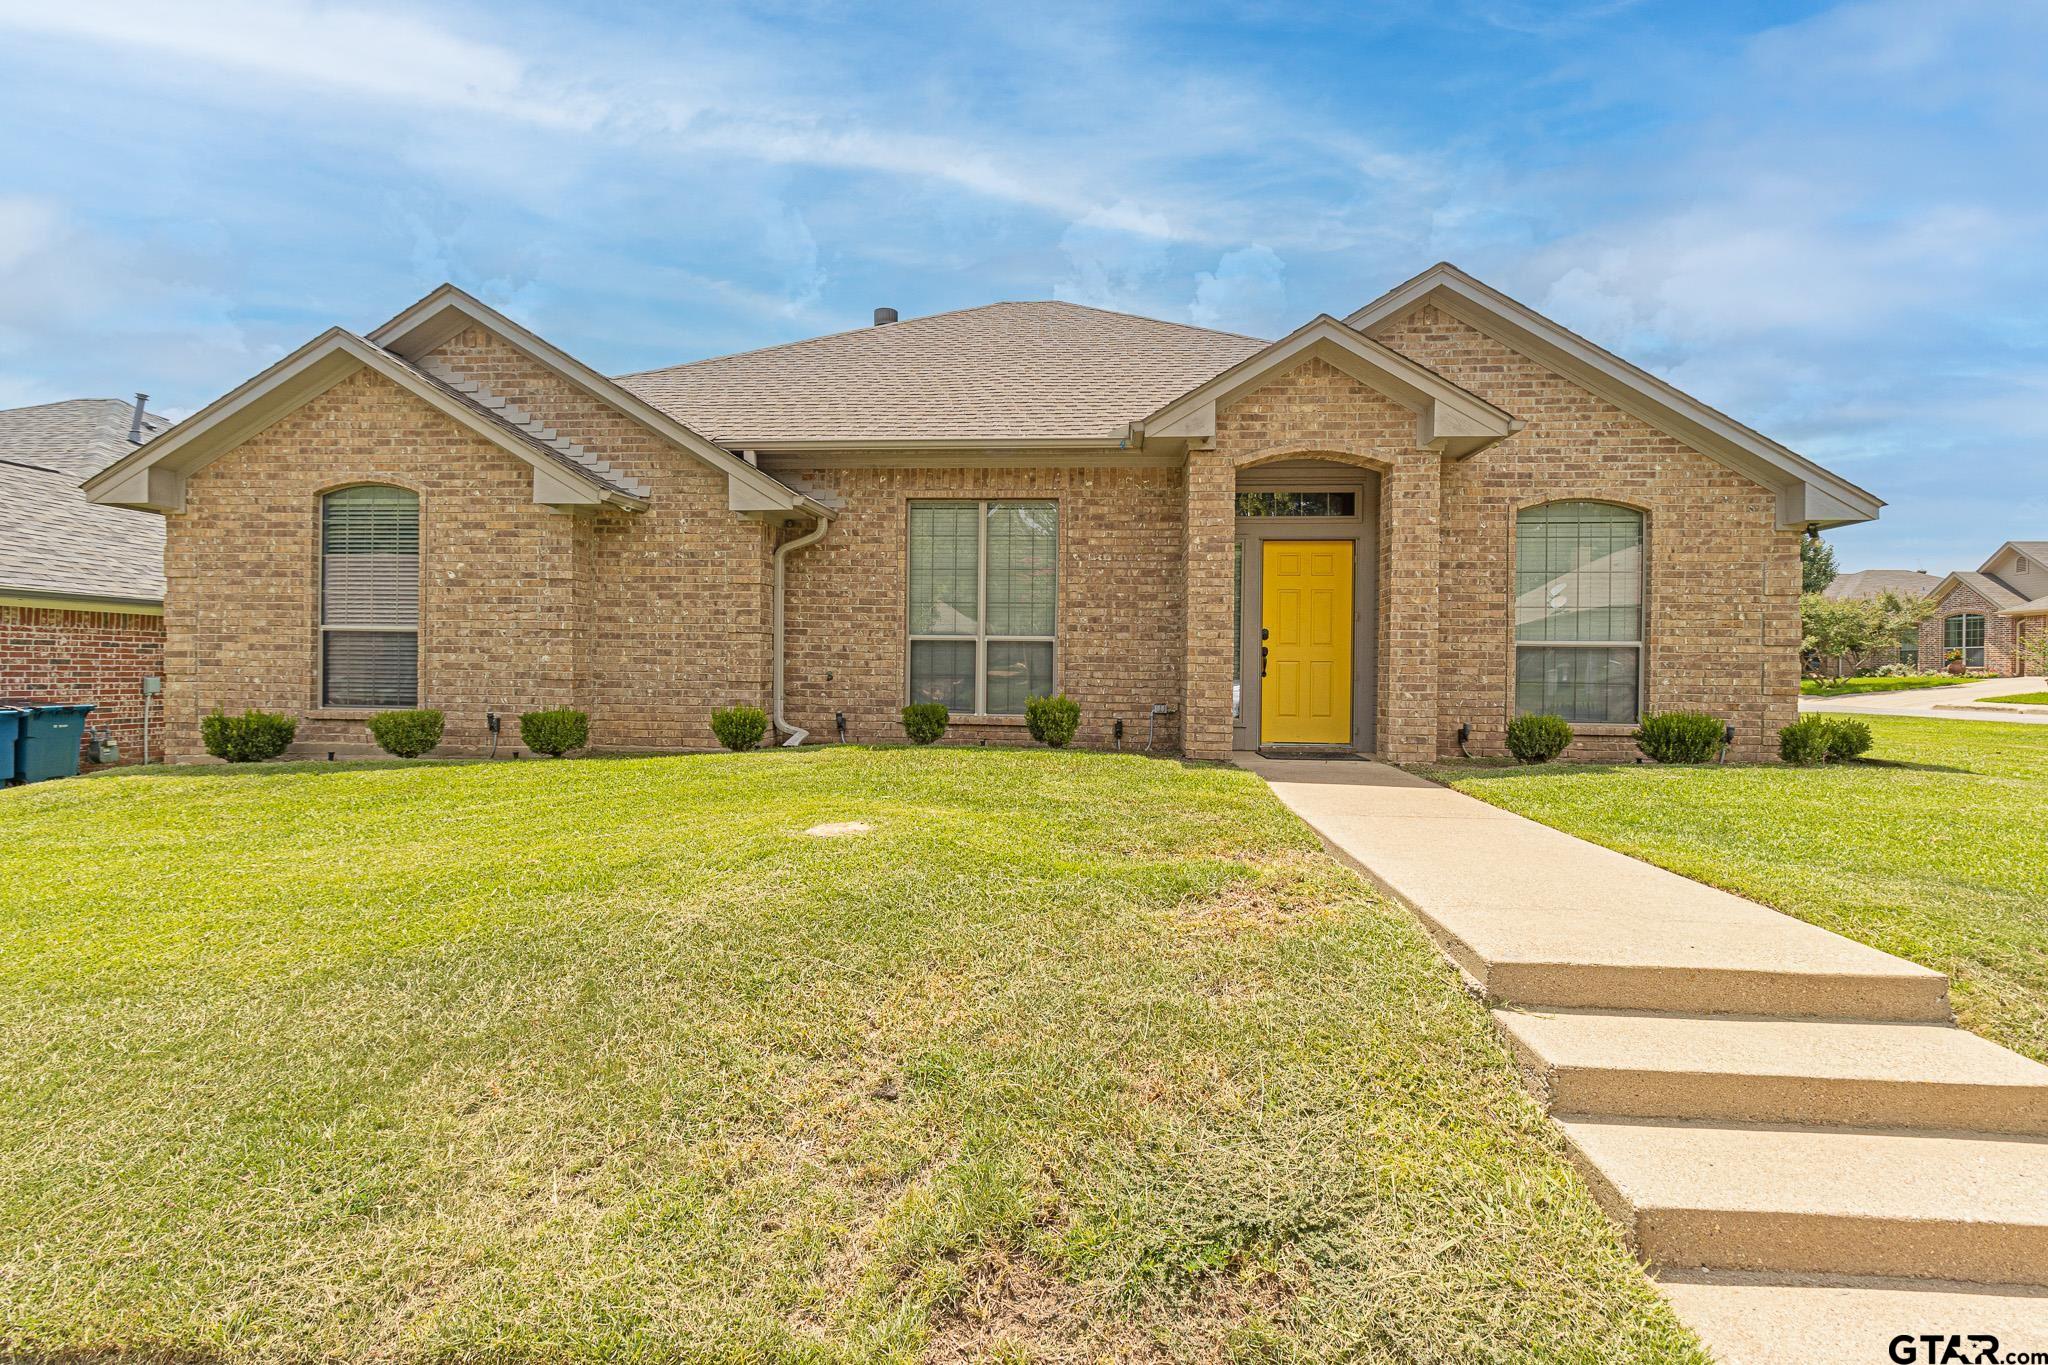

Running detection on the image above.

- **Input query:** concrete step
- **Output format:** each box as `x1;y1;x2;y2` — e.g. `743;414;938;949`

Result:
1560;1118;2048;1285
1497;1010;2048;1134
1658;1272;2048;1365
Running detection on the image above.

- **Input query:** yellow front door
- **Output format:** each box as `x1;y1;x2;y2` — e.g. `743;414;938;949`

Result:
1260;540;1352;745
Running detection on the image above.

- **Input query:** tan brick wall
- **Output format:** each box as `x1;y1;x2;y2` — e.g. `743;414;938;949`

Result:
1376;305;1801;762
158;310;1805;765
1193;356;1443;762
777;461;1185;750
421;327;775;749
163;367;582;759
1919;582;2022;676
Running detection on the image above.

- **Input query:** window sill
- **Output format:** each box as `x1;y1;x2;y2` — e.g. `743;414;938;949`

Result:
943;713;1031;727
308;707;396;720
1568;723;1641;737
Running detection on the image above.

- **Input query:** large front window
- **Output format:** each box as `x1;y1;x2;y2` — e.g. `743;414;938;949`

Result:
1514;501;1644;724
907;500;1056;714
1945;613;1986;670
321;485;419;707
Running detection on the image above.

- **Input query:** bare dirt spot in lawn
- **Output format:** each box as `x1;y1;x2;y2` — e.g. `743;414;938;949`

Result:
1168;850;1349;939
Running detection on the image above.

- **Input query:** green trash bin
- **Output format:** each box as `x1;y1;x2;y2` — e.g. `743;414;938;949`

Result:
0;707;23;785
4;703;96;784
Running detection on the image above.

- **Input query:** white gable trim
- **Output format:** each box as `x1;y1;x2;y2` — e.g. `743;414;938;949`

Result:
1346;264;1883;530
371;285;827;518
1141;315;1522;458
82;330;649;514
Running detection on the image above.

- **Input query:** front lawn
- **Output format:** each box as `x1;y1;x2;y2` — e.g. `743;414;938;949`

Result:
0;748;1696;1362
1424;718;2048;1062
1799;674;1969;696
1983;691;2048;705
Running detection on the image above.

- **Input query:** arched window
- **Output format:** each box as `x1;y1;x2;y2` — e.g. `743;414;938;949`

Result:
1944;613;1985;671
1514;501;1643;724
321;486;419;707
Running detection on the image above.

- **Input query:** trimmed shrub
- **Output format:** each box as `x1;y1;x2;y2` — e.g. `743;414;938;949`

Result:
1023;694;1081;748
710;705;769;752
1778;715;1833;766
200;708;297;763
366;708;444;759
1823;716;1874;762
1779;715;1872;766
901;703;948;745
1633;711;1725;764
1504;713;1574;763
519;707;589;758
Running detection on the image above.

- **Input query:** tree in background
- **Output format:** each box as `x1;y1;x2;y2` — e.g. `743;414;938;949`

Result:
1801;535;1839;595
1800;589;1934;675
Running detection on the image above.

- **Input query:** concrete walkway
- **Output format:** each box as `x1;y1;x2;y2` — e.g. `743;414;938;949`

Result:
1801;674;2048;724
1240;754;2048;1363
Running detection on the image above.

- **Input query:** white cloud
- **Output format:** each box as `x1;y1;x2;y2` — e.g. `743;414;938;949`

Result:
0;0;596;126
1051;206;1173;312
1190;246;1288;339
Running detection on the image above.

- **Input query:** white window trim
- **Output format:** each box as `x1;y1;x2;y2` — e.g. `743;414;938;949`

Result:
1944;612;1987;670
905;499;1058;716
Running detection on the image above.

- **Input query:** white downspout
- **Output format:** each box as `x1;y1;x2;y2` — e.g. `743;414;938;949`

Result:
772;513;832;746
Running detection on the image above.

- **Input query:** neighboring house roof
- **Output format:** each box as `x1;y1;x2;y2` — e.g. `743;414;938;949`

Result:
0;399;167;608
616;301;1271;447
1142;314;1521;459
0;397;169;477
1929;571;2029;611
2005;594;2048;618
1981;541;2048;573
1344;263;1882;530
1822;569;1943;600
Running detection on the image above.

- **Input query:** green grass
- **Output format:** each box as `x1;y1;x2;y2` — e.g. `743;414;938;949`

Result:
1983;691;2048;706
1424;718;2048;1062
0;748;1698;1363
1799;674;1968;696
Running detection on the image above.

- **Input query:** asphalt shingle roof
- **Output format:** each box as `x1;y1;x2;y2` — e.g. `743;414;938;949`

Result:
1822;569;1944;600
616;301;1272;445
1947;571;2028;611
0;399;168;605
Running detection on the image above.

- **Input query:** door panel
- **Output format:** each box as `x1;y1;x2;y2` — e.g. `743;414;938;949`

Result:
1260;540;1352;744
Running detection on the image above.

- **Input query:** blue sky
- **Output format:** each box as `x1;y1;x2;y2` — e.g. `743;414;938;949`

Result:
0;0;2041;571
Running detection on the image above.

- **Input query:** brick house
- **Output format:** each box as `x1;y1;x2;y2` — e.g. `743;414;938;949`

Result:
1916;542;2048;676
2;398;171;765
83;264;1881;764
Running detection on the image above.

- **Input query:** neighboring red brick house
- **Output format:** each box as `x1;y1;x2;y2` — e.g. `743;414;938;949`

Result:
1916;541;2048;676
1;398;170;766
85;264;1881;763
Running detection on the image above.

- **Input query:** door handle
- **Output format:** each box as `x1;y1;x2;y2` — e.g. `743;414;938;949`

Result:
1260;645;1268;678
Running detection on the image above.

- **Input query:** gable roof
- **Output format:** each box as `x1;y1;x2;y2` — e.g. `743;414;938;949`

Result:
371;286;823;515
1141;314;1522;458
1346;263;1882;530
1981;540;2048;573
1929;571;2028;611
0;399;167;607
1821;569;1943;601
617;301;1271;448
84;329;652;515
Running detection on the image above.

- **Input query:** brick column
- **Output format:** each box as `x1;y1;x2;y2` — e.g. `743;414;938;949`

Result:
1181;443;1236;759
1379;450;1443;763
